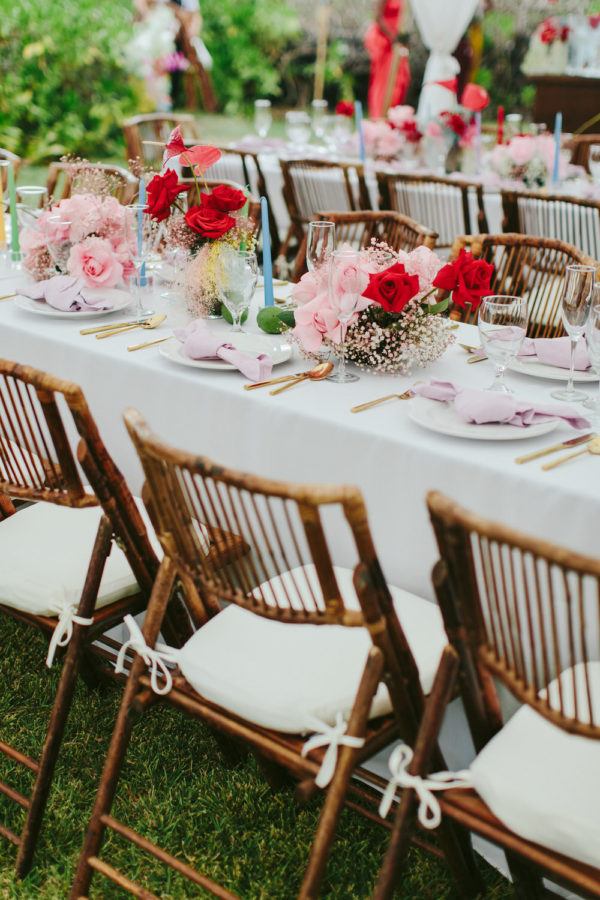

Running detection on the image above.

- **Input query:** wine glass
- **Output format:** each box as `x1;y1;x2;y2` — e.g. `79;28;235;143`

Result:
311;99;328;142
478;295;529;393
306;221;335;273
45;214;72;274
589;145;600;185
124;204;158;319
254;100;272;140
16;186;47;227
285;111;311;152
217;248;258;332
583;293;600;420
551;265;595;402
326;248;362;384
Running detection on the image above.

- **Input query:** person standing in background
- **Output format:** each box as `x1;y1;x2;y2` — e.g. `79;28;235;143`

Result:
364;0;410;118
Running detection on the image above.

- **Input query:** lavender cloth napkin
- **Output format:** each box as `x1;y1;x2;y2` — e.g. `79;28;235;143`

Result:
21;276;113;312
413;380;591;430
174;320;273;381
484;328;590;370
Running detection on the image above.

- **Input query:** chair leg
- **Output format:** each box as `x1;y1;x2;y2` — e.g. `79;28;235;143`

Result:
15;517;114;878
298;648;384;900
69;558;176;899
506;851;546;899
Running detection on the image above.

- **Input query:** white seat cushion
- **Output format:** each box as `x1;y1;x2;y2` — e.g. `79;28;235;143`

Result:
0;498;162;618
470;662;600;871
177;564;445;734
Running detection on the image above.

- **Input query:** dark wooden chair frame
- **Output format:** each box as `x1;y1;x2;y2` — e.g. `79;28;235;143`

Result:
374;491;600;899
70;410;482;900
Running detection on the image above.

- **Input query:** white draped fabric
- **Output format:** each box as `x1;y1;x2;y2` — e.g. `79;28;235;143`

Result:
409;0;479;124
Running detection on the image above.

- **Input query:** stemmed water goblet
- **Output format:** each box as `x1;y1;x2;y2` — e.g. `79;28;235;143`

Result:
124;203;159;320
478;295;529;393
326;248;363;384
311;99;328;143
285;111;311;153
550;264;595;402
583;291;600;421
45;214;73;274
306;220;335;273
254;100;273;140
217;248;258;332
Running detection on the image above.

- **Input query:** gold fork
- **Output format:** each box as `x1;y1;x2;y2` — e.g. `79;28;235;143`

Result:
351;391;413;413
80;317;153;336
96;313;166;339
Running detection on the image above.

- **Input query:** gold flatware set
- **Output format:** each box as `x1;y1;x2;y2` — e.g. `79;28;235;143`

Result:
350;391;413;413
244;362;333;395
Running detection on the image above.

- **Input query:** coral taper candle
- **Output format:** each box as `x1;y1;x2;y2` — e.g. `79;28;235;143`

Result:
496;105;504;145
552;111;562;186
355;100;366;164
260;197;274;307
7;163;19;260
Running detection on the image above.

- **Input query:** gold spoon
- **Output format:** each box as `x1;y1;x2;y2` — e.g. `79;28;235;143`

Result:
81;316;154;336
542;436;600;471
96;313;166;339
351;391;413;413
269;361;333;395
245;364;326;391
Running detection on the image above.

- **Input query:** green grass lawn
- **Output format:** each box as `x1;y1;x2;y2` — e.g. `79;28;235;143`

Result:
0;616;514;899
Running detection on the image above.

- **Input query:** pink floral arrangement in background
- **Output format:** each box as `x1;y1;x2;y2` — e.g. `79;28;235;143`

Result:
359;120;404;160
489;134;568;187
538;17;570;44
387;105;423;144
291;244;456;374
21;194;135;286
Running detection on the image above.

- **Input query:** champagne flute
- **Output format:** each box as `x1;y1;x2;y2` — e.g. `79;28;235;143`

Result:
124;204;158;319
217;248;258;332
326;248;362;384
16;186;48;227
306;221;335;273
583;292;600;419
551;265;595;402
478;295;528;393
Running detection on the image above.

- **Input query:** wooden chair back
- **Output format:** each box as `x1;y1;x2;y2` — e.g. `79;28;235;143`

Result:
46;162;138;205
0;148;22;188
448;233;598;337
0;360;158;595
568;134;600;174
317;210;437;253
122;113;199;171
428;490;600;746
377;172;488;250
125;407;422;700
502;189;600;260
281;158;371;228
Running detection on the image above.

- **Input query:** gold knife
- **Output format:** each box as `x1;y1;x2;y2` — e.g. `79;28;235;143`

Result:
515;432;595;465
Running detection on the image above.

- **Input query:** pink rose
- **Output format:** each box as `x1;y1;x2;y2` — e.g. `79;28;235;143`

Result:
332;258;369;297
291;269;326;305
397;246;444;291
507;136;537;167
68;236;123;288
293;293;341;351
387;105;416;128
377;128;403;158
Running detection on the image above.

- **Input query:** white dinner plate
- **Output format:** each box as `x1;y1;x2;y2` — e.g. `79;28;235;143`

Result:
14;288;132;320
408;397;560;441
508;357;598;383
158;332;293;371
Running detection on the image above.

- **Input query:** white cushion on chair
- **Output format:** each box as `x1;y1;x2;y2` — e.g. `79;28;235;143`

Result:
177;564;445;734
0;498;162;618
470;662;600;871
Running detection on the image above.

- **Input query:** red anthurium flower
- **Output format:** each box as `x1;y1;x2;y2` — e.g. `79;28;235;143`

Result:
433;249;494;311
145;170;188;221
180;145;222;174
185;204;236;239
163;125;187;162
335;101;355;117
362;262;420;314
461;83;490;113
204;184;246;213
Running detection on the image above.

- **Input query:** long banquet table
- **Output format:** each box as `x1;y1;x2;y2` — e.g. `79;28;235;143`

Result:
1;267;599;606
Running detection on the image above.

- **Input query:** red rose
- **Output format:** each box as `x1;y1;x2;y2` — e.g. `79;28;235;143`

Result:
401;120;423;144
362;262;420;314
433;249;494;311
204;184;246;213
440;111;468;138
590;14;600;29
145;170;188;222
540;20;559;44
335;101;355;117
185;204;236;239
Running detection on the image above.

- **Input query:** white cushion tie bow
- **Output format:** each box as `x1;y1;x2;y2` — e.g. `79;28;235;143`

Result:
115;614;180;695
301;713;365;789
379;743;473;828
46;605;94;668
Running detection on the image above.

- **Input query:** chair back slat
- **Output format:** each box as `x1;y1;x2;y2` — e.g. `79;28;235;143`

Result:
502;189;600;260
317;210;437;254
46;162;138;205
429;491;600;741
449;233;599;337
281;159;370;228
122;113;199;171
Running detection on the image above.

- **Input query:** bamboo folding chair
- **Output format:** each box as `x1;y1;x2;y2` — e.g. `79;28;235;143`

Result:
0;148;21;185
122;113;200;172
568;134;600;174
46;162;138;205
447;233;598;336
280;158;372;280
502;189;600;261
374;491;600;899
70;410;482;900
377;172;488;252
0;360;245;877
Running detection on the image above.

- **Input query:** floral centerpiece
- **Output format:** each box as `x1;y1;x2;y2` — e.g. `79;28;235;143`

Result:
522;17;571;76
488;134;567;188
143;127;256;316
290;244;494;375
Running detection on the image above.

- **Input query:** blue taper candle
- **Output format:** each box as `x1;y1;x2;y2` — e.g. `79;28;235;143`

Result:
261;197;274;307
355;100;366;164
552;111;562;186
